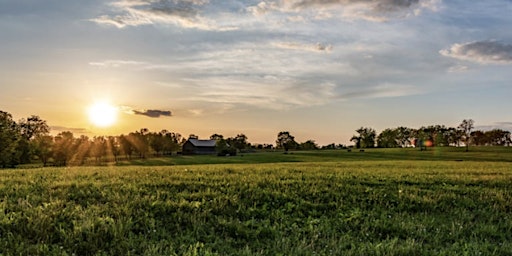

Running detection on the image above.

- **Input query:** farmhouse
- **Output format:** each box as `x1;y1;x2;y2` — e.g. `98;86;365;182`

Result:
182;139;217;155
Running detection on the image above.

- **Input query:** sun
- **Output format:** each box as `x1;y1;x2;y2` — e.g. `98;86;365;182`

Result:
87;101;118;127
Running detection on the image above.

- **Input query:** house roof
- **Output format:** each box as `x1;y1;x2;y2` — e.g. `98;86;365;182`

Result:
187;139;217;147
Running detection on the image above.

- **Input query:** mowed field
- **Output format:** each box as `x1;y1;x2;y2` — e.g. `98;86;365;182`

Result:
1;148;512;255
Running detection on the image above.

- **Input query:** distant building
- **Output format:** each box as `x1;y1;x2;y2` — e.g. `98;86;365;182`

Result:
182;139;217;155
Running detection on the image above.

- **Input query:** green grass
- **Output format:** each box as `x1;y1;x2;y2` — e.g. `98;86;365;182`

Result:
1;148;512;255
118;147;512;166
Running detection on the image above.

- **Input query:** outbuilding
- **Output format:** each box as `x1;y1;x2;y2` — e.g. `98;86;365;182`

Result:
182;139;217;155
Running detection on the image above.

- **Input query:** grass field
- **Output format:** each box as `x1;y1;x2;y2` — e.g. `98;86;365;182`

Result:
1;148;512;255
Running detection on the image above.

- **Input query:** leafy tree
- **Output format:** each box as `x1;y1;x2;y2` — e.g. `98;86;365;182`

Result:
276;131;298;152
91;136;107;163
377;128;398;148
131;130;149;159
148;132;165;156
458;119;474;152
352;127;376;148
107;136;121;162
52;131;75;166
119;134;135;160
164;132;182;154
485;129;511;146
19;115;50;141
299;140;319;150
210;134;224;140
16;115;51;163
232;134;248;152
32;135;54;166
470;130;487;146
395;127;414;148
0;111;21;167
73;135;91;165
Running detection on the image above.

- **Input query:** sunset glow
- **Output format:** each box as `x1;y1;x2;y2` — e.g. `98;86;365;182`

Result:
87;101;118;127
1;1;511;144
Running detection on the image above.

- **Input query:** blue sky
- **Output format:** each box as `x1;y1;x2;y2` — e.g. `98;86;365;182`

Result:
1;0;511;145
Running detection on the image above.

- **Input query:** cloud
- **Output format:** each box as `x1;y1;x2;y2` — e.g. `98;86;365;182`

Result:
440;40;512;64
338;83;422;100
89;60;147;68
51;126;90;134
247;0;440;21
90;0;236;30
273;41;333;52
133;109;172;118
475;122;512;132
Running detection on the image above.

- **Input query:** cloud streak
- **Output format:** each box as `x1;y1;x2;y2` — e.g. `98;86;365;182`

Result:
90;0;236;30
133;109;172;118
440;40;512;64
247;0;440;21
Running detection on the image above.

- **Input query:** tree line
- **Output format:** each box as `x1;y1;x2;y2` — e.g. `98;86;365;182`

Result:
351;119;512;150
1;110;511;168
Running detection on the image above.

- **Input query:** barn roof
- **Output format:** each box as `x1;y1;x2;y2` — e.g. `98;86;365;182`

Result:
187;139;217;147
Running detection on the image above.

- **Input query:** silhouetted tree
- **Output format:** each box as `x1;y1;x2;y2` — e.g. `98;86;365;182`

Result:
210;134;224;141
352;127;376;148
52;131;75;166
107;136;121;162
0;111;21;167
458;119;474;152
148;132;165;156
299;140;319;150
119;134;134;160
91;136;107;164
377;128;398;148
276;131;298;152
32;135;54;166
471;130;487;146
232;134;248;152
485;129;511;146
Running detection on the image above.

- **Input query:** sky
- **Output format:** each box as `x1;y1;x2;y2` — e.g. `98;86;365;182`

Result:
1;0;511;145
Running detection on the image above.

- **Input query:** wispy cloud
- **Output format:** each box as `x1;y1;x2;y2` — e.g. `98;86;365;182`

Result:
338;83;422;100
89;60;147;68
51;126;90;134
273;41;333;52
476;122;512;132
440;40;512;64
247;0;440;21
90;0;236;31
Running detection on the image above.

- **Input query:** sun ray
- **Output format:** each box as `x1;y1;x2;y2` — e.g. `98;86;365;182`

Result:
87;101;118;127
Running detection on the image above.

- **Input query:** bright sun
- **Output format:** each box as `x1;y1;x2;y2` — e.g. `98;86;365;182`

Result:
87;101;118;127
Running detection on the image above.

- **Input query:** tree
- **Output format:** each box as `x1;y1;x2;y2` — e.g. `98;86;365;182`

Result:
232;134;248;152
352;127;376;148
395;127;414;148
52;131;75;166
148;132;165;156
19;115;50;141
485;129;511;146
119;134;134;160
91;136;107;164
32;135;54;166
276;131;298;152
107;136;121;162
17;115;51;163
210;134;224;141
299;140;319;150
377;128;398;148
0;111;21;167
457;119;474;152
470;130;487;146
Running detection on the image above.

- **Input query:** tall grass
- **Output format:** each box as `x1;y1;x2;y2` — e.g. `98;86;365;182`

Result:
1;157;512;255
